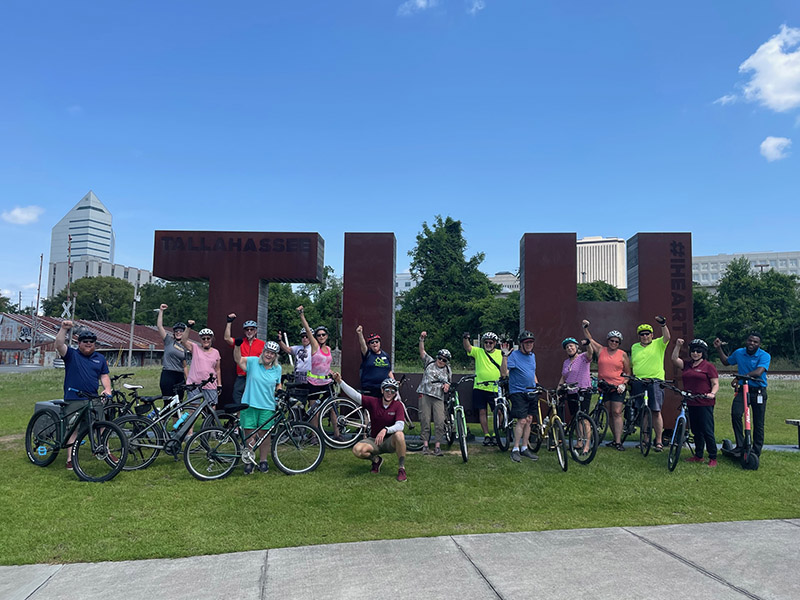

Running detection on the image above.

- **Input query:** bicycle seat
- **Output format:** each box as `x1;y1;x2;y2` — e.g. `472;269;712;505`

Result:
226;403;249;413
52;400;67;407
123;383;144;390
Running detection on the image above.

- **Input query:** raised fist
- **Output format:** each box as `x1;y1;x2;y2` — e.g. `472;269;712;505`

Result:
159;304;168;311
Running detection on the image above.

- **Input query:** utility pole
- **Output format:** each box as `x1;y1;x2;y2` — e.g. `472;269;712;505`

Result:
29;254;43;364
127;280;140;367
754;263;769;274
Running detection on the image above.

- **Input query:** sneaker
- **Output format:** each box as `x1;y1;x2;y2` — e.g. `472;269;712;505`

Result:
422;447;432;455
433;447;444;457
397;468;407;482
370;456;383;474
483;436;493;446
521;448;539;461
708;459;718;468
66;461;73;471
258;461;269;473
685;455;703;463
244;463;255;475
511;449;521;462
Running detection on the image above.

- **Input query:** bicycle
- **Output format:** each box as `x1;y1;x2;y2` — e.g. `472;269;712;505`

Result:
588;379;610;441
527;385;569;472
493;378;513;452
102;372;138;420
659;382;700;471
25;389;129;482
297;376;423;451
620;374;659;456
556;383;599;465
112;374;232;470
183;391;325;480
443;375;472;462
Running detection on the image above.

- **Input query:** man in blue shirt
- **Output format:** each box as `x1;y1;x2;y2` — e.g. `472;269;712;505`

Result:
502;330;539;463
714;332;771;456
56;320;112;469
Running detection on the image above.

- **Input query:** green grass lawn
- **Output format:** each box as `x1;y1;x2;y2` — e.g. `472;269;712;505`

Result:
1;367;799;566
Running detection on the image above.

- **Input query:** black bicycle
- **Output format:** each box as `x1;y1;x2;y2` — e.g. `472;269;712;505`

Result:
183;391;325;480
25;389;129;482
556;384;599;465
620;374;659;456
588;379;610;441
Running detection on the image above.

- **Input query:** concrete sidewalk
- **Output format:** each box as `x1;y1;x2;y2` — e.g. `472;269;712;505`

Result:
3;519;798;600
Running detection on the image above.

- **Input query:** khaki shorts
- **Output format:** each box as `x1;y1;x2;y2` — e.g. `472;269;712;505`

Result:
361;434;398;455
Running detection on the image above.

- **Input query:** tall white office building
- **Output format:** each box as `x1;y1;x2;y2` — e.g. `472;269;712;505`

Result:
576;236;627;288
47;191;151;297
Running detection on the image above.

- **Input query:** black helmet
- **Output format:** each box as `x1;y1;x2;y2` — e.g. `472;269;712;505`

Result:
518;330;535;343
172;322;187;331
77;329;97;343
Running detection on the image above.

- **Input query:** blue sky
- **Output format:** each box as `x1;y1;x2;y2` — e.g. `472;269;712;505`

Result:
2;1;799;308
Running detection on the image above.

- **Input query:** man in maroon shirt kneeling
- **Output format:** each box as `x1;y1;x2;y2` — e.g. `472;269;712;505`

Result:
332;372;408;482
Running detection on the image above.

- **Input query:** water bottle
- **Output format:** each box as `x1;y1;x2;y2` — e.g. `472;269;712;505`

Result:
146;408;158;420
173;411;189;430
757;390;763;405
543;416;550;428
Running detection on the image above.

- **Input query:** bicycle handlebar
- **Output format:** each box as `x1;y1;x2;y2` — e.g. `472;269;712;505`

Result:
659;381;708;401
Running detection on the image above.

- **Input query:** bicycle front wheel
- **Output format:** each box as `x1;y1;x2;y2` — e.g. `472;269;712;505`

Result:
639;405;653;457
591;403;608;440
552;420;568;472
318;397;368;449
456;411;468;463
71;421;128;483
529;426;543;453
444;412;455;447
403;405;424;452
25;409;61;467
184;427;240;481
494;404;510;451
272;421;326;475
569;412;598;465
668;418;686;472
115;415;164;470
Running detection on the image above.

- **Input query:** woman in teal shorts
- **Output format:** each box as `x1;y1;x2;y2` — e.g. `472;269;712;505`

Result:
234;340;282;474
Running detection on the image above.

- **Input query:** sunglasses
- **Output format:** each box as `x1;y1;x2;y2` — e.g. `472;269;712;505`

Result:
639;332;652;336
368;340;380;344
437;357;449;362
608;339;621;344
200;336;212;341
315;332;328;337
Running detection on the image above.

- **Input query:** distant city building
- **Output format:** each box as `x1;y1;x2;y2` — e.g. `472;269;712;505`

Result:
395;272;416;294
692;251;800;285
489;271;520;296
576;236;627;288
47;190;152;297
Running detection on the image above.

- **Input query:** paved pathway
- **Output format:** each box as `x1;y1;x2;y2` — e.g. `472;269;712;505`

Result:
3;519;798;600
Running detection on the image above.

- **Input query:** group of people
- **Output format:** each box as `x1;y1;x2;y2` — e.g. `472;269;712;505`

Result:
57;304;772;477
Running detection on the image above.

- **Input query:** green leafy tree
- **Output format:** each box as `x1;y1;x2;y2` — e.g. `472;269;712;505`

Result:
43;277;135;322
0;292;13;313
137;280;210;327
695;257;800;359
396;216;501;365
469;291;521;341
577;280;626;302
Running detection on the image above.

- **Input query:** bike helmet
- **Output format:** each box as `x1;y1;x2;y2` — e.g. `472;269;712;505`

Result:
366;332;381;343
689;338;708;350
243;320;258;329
299;327;309;337
607;330;623;342
518;330;535;343
636;323;653;334
481;331;499;343
172;322;187;331
562;337;579;349
313;326;329;336
77;329;97;343
380;378;399;391
436;349;452;361
264;340;280;353
198;328;214;337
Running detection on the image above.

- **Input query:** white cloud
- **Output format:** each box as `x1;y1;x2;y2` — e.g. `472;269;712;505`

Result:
397;0;437;17
739;25;800;113
22;283;38;290
466;0;485;15
1;289;11;298
713;94;737;106
760;136;792;161
1;205;44;225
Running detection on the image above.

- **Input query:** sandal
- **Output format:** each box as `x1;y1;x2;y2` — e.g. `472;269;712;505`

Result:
654;444;664;452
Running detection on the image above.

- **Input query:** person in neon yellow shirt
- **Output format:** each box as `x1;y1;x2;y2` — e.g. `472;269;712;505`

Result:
463;331;508;445
630;316;670;451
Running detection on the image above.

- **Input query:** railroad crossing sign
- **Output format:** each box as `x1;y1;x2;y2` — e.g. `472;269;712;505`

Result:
61;300;73;319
